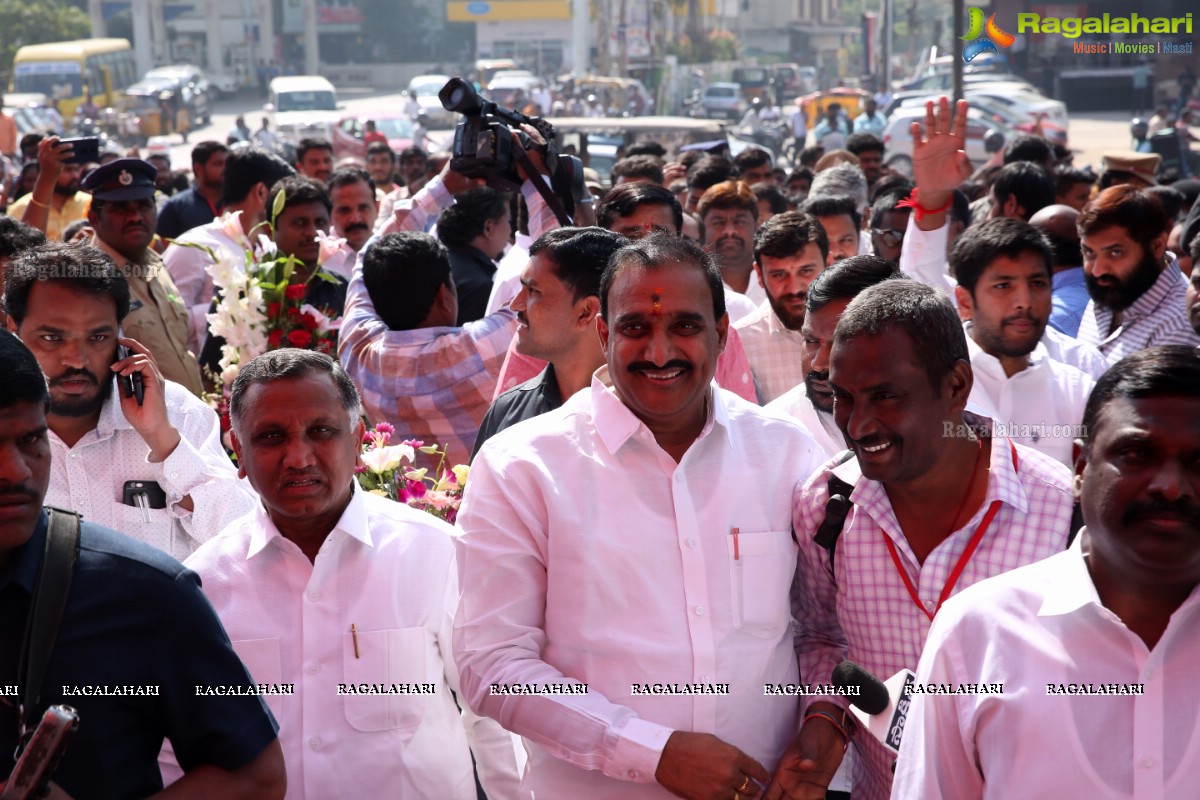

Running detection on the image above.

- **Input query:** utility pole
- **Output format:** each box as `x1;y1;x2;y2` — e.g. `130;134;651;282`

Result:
618;0;628;77
952;0;963;103
572;0;589;76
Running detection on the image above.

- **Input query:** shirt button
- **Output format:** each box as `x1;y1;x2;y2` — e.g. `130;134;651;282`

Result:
695;606;705;616
924;600;935;610
1141;756;1155;769
686;538;697;549
628;769;638;779
309;737;322;750
308;591;320;602
305;663;320;675
170;471;180;479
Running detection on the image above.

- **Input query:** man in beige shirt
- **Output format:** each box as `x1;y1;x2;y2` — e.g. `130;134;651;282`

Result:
81;158;203;395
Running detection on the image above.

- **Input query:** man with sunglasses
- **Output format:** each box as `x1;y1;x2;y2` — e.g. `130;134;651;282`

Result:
867;189;911;267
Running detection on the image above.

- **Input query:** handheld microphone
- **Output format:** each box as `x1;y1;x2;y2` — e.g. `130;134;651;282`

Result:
831;660;915;754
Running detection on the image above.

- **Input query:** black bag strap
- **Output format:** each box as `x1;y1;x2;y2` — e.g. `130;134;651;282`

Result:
813;451;857;577
16;508;81;750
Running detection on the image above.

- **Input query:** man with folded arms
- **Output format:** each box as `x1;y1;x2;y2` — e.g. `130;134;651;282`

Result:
456;233;823;799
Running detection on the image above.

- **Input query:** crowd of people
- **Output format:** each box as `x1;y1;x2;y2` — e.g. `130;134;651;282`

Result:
0;91;1199;800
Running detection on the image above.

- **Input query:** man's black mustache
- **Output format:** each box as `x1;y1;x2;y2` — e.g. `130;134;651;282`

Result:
344;222;369;232
628;360;692;374
0;483;40;501
50;369;98;387
1123;498;1200;528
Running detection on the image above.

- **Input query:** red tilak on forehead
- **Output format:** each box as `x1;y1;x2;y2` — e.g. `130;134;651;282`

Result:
652;288;664;313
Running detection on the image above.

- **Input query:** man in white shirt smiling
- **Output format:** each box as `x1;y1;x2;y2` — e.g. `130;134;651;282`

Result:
894;345;1200;799
456;233;823;799
951;217;1095;466
172;349;522;799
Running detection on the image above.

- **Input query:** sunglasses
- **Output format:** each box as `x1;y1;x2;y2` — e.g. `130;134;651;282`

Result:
871;228;906;248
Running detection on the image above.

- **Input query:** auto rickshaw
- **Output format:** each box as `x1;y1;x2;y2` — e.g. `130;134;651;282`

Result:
796;87;872;127
117;79;190;144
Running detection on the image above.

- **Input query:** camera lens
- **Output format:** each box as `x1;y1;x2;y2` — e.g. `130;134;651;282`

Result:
449;87;465;107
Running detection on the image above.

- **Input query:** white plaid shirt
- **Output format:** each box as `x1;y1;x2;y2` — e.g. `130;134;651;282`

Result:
733;300;807;404
1077;259;1200;365
791;432;1074;800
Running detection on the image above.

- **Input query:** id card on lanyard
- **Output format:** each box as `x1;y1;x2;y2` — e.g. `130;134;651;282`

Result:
882;438;1019;623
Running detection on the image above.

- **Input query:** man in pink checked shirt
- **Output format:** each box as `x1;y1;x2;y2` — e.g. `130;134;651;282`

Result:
777;277;1075;800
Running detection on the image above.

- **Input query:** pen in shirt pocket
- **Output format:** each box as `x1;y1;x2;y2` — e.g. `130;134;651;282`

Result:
351;623;360;659
733;527;740;560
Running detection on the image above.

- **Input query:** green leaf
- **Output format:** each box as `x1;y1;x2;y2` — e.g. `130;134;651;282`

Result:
270;189;286;228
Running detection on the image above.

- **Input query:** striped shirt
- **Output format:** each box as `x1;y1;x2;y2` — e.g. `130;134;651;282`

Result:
734;300;807;404
338;260;516;465
1077;259;1200;365
791;433;1074;800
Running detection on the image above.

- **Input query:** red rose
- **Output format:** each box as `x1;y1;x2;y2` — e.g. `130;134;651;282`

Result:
286;306;301;319
267;301;282;318
268;329;284;348
287;329;313;348
316;338;334;354
301;310;321;331
285;284;307;301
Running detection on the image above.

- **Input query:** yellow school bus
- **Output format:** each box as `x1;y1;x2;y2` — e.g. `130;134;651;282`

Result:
10;39;137;120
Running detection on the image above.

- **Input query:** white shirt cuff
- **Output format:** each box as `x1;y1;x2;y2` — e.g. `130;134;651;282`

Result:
606;716;673;784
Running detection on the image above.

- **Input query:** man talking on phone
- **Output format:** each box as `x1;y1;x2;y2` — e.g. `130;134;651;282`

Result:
4;242;255;560
0;328;286;800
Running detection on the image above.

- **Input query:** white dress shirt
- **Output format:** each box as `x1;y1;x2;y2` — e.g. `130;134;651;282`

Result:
793;436;1075;800
764;380;846;460
171;486;524;800
162;218;251;355
722;283;758;325
893;533;1200;800
456;369;825;798
1041;324;1111;380
734;300;807;403
319;241;356;281
45;379;256;560
486;232;532;316
964;324;1095;466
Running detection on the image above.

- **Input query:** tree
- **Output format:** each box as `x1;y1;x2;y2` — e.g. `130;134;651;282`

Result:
0;0;92;79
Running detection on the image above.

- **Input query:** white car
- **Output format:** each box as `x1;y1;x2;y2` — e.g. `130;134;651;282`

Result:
266;75;342;143
880;105;1008;176
407;74;456;128
965;87;1068;129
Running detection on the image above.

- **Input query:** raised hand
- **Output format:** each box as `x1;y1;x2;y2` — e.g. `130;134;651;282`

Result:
910;97;973;198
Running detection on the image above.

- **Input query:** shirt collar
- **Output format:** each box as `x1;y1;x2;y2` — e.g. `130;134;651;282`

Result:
246;480;372;559
590;365;729;456
1111;259;1184;323
0;509;48;595
1038;531;1103;616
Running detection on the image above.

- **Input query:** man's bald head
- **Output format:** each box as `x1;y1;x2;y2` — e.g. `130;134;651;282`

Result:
1030;203;1081;270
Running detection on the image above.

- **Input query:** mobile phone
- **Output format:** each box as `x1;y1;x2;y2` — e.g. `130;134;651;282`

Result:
0;705;79;800
59;136;101;165
122;480;167;510
116;342;144;405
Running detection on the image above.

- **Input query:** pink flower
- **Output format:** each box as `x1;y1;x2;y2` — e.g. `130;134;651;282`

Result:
405;479;426;499
376;422;395;436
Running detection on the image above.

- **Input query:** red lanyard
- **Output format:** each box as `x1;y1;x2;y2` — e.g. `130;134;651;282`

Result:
882;439;1018;622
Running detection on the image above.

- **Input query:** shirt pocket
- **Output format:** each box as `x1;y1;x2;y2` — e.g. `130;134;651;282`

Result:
231;638;285;721
726;530;797;637
342;626;430;734
111;501;183;559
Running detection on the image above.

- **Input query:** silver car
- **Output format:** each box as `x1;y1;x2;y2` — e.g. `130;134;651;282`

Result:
702;83;745;121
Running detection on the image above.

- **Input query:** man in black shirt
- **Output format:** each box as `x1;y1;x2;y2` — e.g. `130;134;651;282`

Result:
156;141;228;240
472;227;626;458
436;187;512;325
0;329;285;799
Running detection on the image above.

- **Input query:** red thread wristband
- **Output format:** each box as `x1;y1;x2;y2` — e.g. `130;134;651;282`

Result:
803;710;851;747
896;188;952;222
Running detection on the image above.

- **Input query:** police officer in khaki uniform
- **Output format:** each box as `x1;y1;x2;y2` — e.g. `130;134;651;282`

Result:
83;158;203;395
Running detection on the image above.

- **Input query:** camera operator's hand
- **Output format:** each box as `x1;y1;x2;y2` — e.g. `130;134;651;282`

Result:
438;160;486;195
513;124;550;181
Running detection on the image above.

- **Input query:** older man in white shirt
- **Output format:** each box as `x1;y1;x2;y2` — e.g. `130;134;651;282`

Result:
893;345;1200;800
951;218;1095;466
5;242;254;560
766;255;902;459
166;349;523;799
456;233;823;800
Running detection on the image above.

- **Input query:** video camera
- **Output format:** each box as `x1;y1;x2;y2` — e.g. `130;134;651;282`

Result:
438;77;585;225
